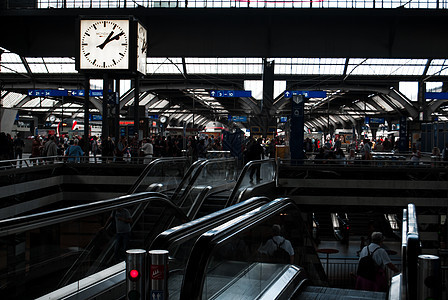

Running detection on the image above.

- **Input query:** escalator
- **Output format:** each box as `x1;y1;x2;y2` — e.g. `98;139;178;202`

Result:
194;159;277;219
36;196;271;300
0;157;244;299
179;198;328;300
0;191;187;299
177;198;408;299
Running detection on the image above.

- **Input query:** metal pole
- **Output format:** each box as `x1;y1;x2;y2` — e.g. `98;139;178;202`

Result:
148;250;169;300
417;254;441;300
126;249;147;300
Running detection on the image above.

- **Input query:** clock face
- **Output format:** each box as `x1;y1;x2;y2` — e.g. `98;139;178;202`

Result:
137;22;147;75
80;19;129;70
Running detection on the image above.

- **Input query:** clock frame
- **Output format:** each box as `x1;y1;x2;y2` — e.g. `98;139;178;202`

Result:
136;21;147;75
76;17;147;75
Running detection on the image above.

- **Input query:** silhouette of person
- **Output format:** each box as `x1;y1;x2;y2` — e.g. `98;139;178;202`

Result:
356;232;399;292
258;224;294;264
107;208;132;261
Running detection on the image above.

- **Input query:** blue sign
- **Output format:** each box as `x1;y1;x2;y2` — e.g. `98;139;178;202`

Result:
89;115;102;121
425;92;448;100
70;90;104;97
28;89;68;97
28;89;104;97
231;116;247;122
210;90;252;98
150;290;164;300
280;117;288;123
365;117;385;124
284;91;327;98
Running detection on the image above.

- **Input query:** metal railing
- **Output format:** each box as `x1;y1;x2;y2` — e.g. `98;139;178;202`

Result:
31;0;448;9
320;256;402;288
279;154;447;168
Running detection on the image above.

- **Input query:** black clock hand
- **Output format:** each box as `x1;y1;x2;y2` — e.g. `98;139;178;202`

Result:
109;32;125;43
97;31;115;50
141;41;147;53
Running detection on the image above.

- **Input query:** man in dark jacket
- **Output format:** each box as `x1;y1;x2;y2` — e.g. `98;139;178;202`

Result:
248;137;263;183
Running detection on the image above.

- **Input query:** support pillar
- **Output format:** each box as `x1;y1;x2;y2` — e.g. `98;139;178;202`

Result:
261;59;275;137
102;74;109;138
290;95;305;162
83;75;90;156
134;76;140;137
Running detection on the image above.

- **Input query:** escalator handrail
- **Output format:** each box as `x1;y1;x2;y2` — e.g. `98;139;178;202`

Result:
180;197;298;300
404;203;420;300
0;191;183;237
127;157;189;194
170;159;205;203
175;157;238;207
57;193;191;288
151;196;270;250
225;158;276;208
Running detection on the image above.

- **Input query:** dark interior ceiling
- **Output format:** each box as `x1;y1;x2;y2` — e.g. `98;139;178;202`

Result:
1;7;448;131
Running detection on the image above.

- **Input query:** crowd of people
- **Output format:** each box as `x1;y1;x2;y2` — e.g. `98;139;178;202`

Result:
0;132;227;165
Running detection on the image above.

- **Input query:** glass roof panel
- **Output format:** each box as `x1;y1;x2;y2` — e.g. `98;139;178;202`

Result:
347;58;427;75
0;51;27;73
1;92;27;107
147;58;183;75
427;59;448;76
186;57;262;74
372;95;395;111
140;93;156;106
36;0;447;9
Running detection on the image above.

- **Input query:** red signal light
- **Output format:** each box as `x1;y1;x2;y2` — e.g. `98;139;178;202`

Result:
129;269;139;280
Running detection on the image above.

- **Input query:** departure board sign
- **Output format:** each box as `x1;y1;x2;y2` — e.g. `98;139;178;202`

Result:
425;92;448;99
28;89;104;97
284;91;327;98
210;90;252;97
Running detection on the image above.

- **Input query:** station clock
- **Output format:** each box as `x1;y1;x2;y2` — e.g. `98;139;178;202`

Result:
79;19;130;70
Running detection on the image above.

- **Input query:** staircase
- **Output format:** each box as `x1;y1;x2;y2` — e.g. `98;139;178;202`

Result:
297;286;386;299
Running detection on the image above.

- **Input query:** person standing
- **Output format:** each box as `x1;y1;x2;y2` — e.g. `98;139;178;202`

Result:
107;208;132;262
258;224;295;264
356;232;399;292
247;137;263;183
31;136;42;165
13;133;25;167
43;135;59;163
65;139;84;163
442;143;448;165
140;138;153;164
91;136;99;163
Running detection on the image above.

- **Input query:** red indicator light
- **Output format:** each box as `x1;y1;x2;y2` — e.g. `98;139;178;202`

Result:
130;269;139;279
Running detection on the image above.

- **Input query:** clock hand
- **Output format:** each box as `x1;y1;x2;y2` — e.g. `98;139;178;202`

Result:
97;31;115;50
141;41;147;53
109;32;125;42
